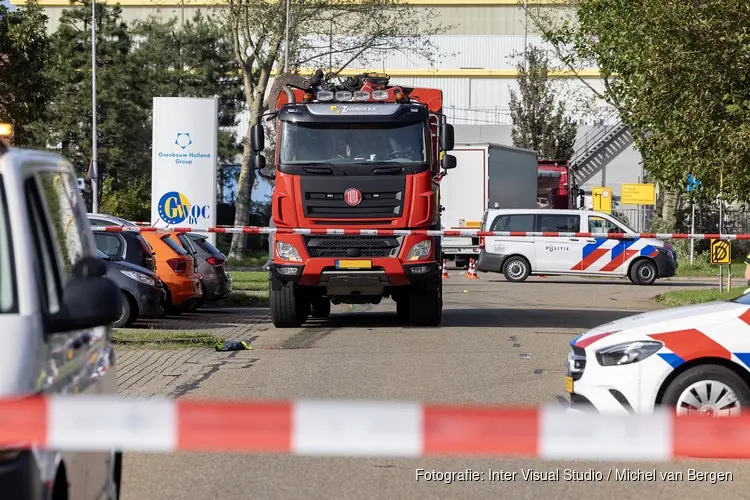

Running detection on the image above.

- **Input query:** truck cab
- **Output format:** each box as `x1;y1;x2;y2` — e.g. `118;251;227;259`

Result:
249;71;456;327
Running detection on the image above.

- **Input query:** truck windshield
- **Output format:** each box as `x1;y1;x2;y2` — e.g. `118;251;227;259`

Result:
280;121;426;164
0;175;17;313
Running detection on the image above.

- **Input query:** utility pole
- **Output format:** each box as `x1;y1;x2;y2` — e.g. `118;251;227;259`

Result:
523;0;529;71
91;0;99;213
284;0;291;72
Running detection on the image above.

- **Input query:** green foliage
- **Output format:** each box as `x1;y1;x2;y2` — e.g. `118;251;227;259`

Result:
654;287;746;308
532;0;750;201
19;3;242;221
509;46;578;160
0;0;52;146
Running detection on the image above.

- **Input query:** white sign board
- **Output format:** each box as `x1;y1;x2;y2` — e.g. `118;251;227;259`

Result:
151;97;218;244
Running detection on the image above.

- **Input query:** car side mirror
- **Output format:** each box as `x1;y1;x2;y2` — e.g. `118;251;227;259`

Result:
442;153;457;170
251;124;264;153
47;257;122;334
251;154;266;171
440;123;454;151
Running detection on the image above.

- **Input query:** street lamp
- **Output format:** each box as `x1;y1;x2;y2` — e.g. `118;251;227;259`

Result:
91;0;99;213
284;0;290;72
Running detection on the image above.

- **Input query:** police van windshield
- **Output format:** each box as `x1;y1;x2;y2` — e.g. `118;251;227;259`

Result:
279;121;426;164
0;176;16;314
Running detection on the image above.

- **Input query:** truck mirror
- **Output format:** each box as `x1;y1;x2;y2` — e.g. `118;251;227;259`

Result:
440;123;454;151
251;124;264;152
251;153;266;171
442;153;457;170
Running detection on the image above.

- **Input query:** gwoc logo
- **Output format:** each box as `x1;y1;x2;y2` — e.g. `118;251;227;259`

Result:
157;191;210;225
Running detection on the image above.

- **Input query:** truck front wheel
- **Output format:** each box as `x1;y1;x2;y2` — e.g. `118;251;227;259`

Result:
407;279;442;327
270;276;308;328
311;297;331;318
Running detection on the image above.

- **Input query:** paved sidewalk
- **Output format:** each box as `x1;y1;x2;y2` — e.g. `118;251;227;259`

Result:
116;348;260;397
116;306;271;397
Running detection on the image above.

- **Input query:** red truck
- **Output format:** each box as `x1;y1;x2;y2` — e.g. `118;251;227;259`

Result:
537;159;572;209
249;70;456;328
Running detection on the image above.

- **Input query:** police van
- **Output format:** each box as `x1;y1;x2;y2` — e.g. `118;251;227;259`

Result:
476;209;678;285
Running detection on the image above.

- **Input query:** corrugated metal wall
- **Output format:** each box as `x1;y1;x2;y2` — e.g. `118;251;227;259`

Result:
296;35;565;70
38;4;567;36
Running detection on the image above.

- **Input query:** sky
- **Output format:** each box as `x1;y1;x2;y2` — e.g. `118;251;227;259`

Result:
2;0;14;10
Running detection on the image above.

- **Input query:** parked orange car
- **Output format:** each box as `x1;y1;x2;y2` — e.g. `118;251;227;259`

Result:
142;231;202;313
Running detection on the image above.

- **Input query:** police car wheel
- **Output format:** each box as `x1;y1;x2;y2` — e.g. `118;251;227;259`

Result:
629;259;657;285
503;256;530;282
662;364;750;417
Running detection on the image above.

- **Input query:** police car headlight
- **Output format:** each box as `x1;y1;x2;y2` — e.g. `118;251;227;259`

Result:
276;241;302;262
595;340;663;366
406;240;432;261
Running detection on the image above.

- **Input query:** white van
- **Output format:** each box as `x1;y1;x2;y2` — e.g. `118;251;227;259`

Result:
0;145;122;498
476;209;678;285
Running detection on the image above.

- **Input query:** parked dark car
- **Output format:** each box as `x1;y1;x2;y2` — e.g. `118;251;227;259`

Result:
96;249;166;327
87;213;156;273
174;233;233;303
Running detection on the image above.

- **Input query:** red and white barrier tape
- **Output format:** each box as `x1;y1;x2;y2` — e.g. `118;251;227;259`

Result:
91;225;750;240
1;396;749;459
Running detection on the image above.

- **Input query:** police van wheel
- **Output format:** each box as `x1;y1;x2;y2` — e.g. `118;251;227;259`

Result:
629;259;657;285
270;277;307;328
503;256;530;282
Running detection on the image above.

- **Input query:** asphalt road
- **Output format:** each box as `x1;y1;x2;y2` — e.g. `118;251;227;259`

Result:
121;274;750;500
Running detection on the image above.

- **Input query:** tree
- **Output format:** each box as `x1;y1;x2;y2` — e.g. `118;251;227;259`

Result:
37;1;151;218
526;0;750;212
130;11;244;198
0;0;52;147
222;0;449;260
508;45;577;160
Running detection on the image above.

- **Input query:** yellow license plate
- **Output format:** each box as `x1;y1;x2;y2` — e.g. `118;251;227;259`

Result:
336;260;372;269
565;376;574;393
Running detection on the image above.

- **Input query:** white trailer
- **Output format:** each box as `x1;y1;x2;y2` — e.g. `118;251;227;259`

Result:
439;143;538;266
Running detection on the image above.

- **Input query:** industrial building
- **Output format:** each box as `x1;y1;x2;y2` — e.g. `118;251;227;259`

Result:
11;0;645;204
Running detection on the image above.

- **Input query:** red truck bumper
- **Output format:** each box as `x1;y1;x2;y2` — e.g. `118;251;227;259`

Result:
270;233;440;294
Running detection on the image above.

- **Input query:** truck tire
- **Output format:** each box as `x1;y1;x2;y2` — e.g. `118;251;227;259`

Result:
311;297;331;318
396;299;410;324
503;256;530;282
407;280;442;327
270;277;307;327
629;259;657;285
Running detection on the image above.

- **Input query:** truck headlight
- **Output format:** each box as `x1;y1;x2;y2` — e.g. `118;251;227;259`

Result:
121;270;155;286
276;241;302;262
406;240;432;261
595;340;663;366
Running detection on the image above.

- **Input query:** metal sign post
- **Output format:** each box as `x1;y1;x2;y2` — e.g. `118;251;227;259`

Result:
711;239;730;292
687;173;701;265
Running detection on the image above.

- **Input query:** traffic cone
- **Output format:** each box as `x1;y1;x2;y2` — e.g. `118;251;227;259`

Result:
442;259;449;279
467;259;478;279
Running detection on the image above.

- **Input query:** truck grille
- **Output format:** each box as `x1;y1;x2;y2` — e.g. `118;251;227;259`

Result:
304;236;402;258
300;176;406;220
